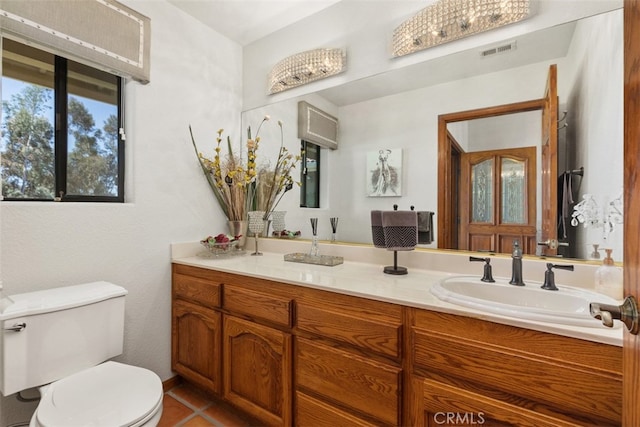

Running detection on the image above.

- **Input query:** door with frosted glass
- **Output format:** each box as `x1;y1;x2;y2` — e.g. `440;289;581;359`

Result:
459;147;537;254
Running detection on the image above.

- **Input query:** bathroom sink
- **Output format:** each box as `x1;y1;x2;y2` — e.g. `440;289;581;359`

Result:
431;276;621;328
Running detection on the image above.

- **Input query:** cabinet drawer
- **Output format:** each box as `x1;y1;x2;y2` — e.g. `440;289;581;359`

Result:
411;310;622;425
174;273;221;308
421;378;578;427
223;284;292;328
296;391;377;427
297;338;401;425
297;303;401;359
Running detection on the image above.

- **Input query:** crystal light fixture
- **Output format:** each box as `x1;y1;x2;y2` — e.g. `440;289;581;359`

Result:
268;48;346;94
392;0;532;57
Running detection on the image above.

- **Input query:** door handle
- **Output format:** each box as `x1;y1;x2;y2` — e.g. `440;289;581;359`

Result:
537;239;569;250
4;322;26;332
590;296;639;334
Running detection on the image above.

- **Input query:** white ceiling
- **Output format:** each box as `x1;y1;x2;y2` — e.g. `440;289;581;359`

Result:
166;0;342;46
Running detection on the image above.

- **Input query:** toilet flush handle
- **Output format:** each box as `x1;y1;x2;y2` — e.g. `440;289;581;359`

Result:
4;322;26;332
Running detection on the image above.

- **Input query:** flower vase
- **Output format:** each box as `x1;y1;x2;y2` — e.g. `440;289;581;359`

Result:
228;220;248;249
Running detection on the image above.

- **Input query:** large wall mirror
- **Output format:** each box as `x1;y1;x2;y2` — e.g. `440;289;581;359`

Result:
241;8;623;263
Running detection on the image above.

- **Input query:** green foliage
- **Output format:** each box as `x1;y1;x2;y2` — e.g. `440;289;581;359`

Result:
1;83;118;199
1;85;55;198
66;97;117;196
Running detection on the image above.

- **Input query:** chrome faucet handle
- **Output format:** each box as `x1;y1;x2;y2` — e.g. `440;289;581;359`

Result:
469;256;495;283
590;297;639;334
541;263;574;291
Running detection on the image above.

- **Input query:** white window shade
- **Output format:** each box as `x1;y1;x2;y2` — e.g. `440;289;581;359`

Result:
298;101;338;150
0;0;150;83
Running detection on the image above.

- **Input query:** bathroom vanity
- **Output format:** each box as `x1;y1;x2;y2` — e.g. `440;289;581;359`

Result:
171;245;622;426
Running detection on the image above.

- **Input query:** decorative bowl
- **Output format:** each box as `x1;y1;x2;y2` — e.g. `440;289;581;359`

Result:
198;240;244;257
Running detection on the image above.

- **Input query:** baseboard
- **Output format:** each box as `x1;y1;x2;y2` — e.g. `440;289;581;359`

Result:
162;375;182;392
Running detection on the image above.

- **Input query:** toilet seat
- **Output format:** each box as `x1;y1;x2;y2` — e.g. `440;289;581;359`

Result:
33;361;163;427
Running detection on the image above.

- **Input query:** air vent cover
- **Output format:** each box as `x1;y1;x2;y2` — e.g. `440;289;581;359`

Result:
480;41;517;58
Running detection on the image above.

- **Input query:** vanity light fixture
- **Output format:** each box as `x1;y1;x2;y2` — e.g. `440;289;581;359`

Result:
392;0;533;57
268;48;346;94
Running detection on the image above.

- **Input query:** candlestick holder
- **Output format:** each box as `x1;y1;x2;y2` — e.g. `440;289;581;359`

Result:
309;217;320;257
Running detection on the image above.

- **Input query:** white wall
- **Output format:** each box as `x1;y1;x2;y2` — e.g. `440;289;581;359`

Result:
0;1;243;425
563;9;623;259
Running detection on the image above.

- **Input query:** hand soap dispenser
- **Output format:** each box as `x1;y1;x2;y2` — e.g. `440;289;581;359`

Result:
595;249;623;300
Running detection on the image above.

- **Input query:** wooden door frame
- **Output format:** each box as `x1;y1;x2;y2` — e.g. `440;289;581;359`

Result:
437;99;545;249
623;1;640;425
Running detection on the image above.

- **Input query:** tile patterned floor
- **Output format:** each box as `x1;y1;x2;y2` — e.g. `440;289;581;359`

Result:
159;382;258;427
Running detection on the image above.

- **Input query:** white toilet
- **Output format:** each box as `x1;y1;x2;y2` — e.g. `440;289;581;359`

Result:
0;282;164;427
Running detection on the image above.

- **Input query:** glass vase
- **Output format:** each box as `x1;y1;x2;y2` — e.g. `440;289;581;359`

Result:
227;220;248;249
271;211;287;237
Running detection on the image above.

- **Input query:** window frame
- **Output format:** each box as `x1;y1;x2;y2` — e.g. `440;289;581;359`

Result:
1;40;125;203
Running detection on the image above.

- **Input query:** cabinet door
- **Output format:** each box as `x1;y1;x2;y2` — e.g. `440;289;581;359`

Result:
172;299;221;394
223;315;292;426
418;378;581;427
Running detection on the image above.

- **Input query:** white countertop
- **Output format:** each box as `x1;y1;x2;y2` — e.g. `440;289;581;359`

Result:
171;240;623;347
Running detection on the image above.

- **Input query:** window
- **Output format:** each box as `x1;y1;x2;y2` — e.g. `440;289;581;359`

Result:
1;38;124;202
300;140;320;208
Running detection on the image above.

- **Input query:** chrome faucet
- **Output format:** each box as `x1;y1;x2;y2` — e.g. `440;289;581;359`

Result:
541;263;574;291
469;256;495;282
509;240;525;286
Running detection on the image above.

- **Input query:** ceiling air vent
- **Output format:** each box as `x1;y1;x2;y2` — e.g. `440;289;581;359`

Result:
480;41;517;58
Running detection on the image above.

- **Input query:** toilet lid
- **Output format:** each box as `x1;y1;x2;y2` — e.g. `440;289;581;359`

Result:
36;361;163;427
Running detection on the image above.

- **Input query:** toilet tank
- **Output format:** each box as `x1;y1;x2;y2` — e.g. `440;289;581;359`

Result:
0;282;127;396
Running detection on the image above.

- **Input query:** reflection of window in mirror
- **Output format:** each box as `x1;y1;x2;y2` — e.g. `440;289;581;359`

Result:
300;140;320;208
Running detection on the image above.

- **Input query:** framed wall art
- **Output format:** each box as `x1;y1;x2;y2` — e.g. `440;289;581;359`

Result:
366;148;402;197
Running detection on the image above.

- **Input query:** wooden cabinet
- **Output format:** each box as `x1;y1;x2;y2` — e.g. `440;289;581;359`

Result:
223;315;292;426
407;309;623;427
172;263;623;427
172;265;294;426
172;266;223;396
295;289;403;425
